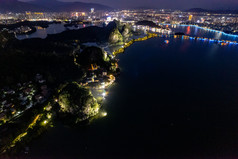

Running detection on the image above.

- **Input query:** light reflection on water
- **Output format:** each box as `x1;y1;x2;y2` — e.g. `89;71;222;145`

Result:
16;23;92;40
171;24;238;41
17;24;66;40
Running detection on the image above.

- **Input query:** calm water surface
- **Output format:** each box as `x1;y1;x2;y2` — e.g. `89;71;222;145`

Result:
171;25;238;41
17;24;66;40
25;32;238;158
16;23;92;40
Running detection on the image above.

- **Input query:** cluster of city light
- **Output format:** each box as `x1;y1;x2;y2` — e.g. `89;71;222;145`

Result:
99;82;106;89
134;25;172;34
186;35;238;45
169;24;238;38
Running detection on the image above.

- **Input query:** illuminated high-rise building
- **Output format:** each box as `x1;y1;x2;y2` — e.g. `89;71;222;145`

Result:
188;15;193;21
91;8;95;13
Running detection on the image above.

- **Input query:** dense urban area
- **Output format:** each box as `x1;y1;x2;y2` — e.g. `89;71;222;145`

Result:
1;9;238;35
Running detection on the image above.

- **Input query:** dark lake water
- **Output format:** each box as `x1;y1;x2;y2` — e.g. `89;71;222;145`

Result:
16;23;92;40
25;26;238;158
16;24;66;40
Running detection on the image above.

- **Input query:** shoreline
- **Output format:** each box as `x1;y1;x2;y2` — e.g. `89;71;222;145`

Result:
165;23;238;38
75;32;159;120
63;30;238;125
112;33;158;56
88;32;159;116
70;32;160;123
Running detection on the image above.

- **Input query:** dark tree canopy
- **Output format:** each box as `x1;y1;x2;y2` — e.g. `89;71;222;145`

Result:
59;82;99;120
76;46;109;69
136;20;161;28
0;31;15;49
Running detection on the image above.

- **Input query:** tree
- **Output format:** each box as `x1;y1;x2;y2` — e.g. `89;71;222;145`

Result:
0;31;15;49
76;46;110;69
58;82;99;120
108;28;124;44
122;24;131;37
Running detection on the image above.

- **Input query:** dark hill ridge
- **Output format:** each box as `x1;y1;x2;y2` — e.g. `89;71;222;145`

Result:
136;20;162;28
186;8;238;14
29;0;111;12
0;0;45;13
8;21;120;54
0;0;111;13
186;8;209;12
46;21;117;43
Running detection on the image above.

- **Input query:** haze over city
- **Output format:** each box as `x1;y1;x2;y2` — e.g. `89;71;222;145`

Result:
19;0;238;9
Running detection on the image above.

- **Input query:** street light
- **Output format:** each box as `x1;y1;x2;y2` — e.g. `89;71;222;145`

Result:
102;112;107;117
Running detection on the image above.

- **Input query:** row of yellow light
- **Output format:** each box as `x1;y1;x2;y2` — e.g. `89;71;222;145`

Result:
113;33;158;56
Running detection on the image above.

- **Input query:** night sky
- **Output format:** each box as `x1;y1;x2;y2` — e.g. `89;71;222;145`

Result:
20;0;238;10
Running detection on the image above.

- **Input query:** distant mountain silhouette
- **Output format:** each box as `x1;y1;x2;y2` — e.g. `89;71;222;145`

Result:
186;8;238;14
0;0;111;13
29;0;111;12
186;8;209;12
0;0;45;12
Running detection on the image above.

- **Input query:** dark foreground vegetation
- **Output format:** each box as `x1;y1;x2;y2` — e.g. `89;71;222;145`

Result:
0;20;132;156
